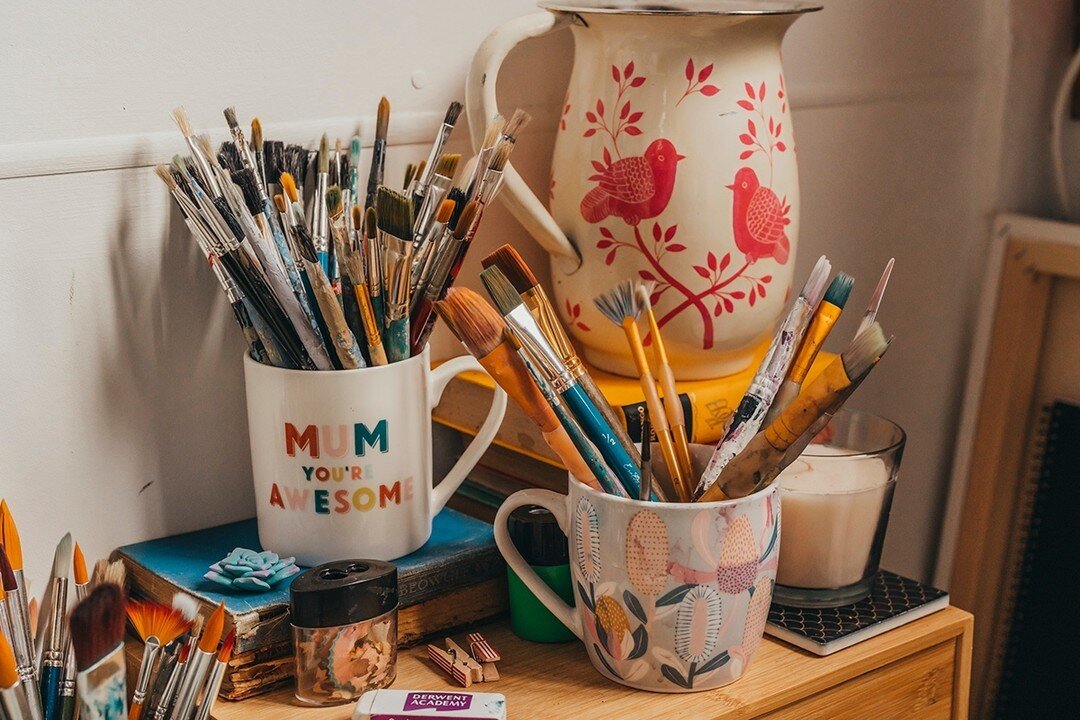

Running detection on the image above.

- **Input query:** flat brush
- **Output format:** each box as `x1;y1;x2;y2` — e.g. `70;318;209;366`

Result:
126;602;191;720
190;632;233;720
636;283;693;482
70;585;127;720
463;115;504;201
594;282;680;501
170;108;221;198
698;323;890;501
1;629;40;720
480;245;644;475
765;272;854;424
413;101;463;203
39;533;72;720
222;108;262;199
435;288;603;490
169;603;223;720
483;267;639;498
347;206;387;365
411;198;456;307
0;506;40;718
696;255;832;499
413;153;460;241
364;208;385;333
366;98;390;211
376;187;415;362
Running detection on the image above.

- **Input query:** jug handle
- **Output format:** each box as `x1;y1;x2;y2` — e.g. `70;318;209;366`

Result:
466;11;581;270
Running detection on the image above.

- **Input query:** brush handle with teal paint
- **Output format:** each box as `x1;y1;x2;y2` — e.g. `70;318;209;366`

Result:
384;317;410;363
550;398;626;498
298;267;339;368
263;203;322;334
559;383;654;500
371;293;385;334
40;663;63;720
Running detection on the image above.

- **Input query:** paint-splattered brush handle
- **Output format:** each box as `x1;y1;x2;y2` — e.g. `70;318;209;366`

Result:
384;317;410;363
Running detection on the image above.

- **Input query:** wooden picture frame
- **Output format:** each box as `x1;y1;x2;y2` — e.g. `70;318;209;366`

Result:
935;213;1080;717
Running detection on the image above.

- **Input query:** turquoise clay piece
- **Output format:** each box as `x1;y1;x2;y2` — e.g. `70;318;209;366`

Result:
205;548;300;592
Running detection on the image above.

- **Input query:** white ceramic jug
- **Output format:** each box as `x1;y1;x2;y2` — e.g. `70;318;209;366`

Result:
467;1;820;380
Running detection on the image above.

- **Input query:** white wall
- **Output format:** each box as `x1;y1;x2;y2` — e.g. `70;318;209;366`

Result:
1;1;996;586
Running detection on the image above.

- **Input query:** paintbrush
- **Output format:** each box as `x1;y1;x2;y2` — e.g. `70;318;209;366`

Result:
222;108;262;198
412;101;463;205
38;534;72;720
70;585;127;720
857;258;895;336
168;603;223;720
635;283;693;481
1;628;40;720
330;193;363;343
698;323;890;501
144;595;199;720
126;603;191;720
312;135;332;276
412;198;456;307
408;201;478;354
88;561;124;591
190;632;232;720
346;206;388;366
364;207;385;333
0;507;40;717
326;185;345;294
413;153;460;243
250;118;265;191
463;115;505;201
483;266;644;498
366;98;390;210
402;164;417;192
696;255;832;499
595;282;687;501
291;222;364;369
639;408;653;502
376;187;415;362
59;543;90;720
765;272;854;424
481;245;644;473
348;137;361;211
435;287;604;490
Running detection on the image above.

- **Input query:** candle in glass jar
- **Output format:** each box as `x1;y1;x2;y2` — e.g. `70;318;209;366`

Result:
776;444;892;590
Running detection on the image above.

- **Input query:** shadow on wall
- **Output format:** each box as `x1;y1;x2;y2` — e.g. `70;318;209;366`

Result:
96;145;255;537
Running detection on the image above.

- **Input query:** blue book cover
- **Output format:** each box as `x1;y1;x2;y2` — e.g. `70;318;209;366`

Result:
113;508;503;653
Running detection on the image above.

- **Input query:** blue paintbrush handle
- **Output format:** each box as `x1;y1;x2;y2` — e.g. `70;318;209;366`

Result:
384;317;410;363
317;250;331;278
549;400;627;498
40;664;63;720
560;383;651;499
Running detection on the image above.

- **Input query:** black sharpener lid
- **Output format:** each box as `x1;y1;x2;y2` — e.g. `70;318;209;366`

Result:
508;505;569;567
290;559;398;628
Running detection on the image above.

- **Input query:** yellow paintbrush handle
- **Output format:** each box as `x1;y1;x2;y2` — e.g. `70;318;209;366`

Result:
543;426;603;492
353;283;388;366
657;363;693;479
764;356;852;451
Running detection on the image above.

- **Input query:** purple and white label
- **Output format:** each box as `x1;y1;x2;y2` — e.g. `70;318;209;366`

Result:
402;693;474;712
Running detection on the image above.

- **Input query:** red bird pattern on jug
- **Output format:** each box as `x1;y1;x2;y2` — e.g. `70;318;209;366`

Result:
572;62;791;350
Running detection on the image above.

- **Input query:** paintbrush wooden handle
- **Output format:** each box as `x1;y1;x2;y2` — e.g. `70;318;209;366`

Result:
542;426;602;491
302;258;365;369
657;363;694;480
639;370;689;500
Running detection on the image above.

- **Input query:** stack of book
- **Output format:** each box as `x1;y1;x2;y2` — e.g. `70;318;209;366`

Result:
113;509;505;699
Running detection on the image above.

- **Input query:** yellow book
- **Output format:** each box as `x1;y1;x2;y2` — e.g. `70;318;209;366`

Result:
433;339;836;469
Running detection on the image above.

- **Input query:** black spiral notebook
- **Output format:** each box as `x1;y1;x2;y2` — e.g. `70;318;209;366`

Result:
765;570;949;655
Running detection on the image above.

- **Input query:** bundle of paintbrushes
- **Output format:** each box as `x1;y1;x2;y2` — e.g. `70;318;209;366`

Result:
157;101;531;370
436;247;895;504
0;501;233;720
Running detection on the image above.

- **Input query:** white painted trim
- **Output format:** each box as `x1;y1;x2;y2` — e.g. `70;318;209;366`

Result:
0;74;969;181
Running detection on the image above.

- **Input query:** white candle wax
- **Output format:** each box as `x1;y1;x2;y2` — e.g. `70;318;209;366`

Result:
776;444;892;589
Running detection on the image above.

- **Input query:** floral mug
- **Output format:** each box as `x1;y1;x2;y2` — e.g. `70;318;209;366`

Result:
494;446;780;692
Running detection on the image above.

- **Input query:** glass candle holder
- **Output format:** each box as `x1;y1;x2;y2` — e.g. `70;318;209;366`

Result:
773;410;905;608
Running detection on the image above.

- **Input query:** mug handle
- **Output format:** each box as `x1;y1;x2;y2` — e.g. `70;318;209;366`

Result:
428;356;508;514
494;489;584;640
466;11;581;268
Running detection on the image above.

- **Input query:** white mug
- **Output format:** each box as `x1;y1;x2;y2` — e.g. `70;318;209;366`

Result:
494;445;780;693
243;346;507;565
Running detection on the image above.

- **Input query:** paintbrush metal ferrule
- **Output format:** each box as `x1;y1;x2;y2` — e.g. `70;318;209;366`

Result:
40;576;69;720
476;169;504;206
167;648;213;720
412;173;452;240
414;112;459;200
501;305;571;387
130;639;163;709
182;137;222;198
1;681;41;720
190;661;226;720
312;173;330;273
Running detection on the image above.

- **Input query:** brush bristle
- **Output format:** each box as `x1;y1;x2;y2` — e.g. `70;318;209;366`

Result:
502;109;532;142
91;559;126;590
802;255;832;308
127;601;192;646
444;101;464;127
376;187;414;240
823;272;854;308
402;163;416;191
326;185;343;215
250;117;263;149
436;199;456;224
70;584;126;671
218;630;236;661
199;603;225;653
73;543;88;585
284;145;309;186
593;281;640;324
0;548;16;591
231;169;263;216
435;153;461;179
0;502;21;569
264;141;284;184
352;205;364;231
483;115;505;149
178;644;191;664
480;267;523;316
842;322;888;380
170;106;193;137
217;141;242;174
481;245;537;294
0;627;17;689
350;136;361;163
52;533;73;580
223;106;239;131
377;97;390;139
364;207;377;238
195;134;215;162
488;140;512;172
155;165;178;191
273;194;287;213
318;134;330;175
452;201;479;239
280;173;299;203
635;282;656;312
436;287;507;357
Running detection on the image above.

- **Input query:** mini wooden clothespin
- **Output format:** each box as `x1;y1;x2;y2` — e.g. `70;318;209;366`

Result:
445;637;484;683
467;632;501;681
427;644;472;687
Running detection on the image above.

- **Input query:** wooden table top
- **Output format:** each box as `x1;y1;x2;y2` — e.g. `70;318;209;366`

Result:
212;605;972;720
